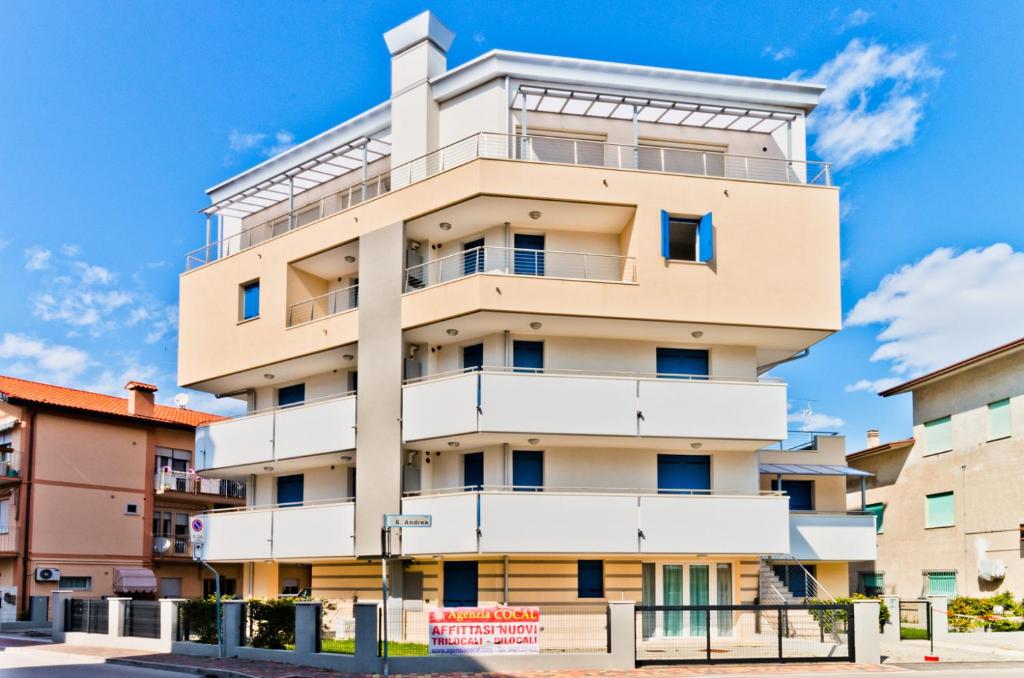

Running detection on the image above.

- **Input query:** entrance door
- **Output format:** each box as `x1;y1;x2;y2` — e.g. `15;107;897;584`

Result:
513;234;545;275
277;474;304;507
463;452;484;491
663;565;683;636
657;454;711;494
443;561;478;607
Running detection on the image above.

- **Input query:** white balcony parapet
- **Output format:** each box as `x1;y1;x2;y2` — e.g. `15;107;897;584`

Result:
194;393;356;472
155;468;246;499
400;486;789;556
785;511;877;561
196;498;355;561
287;284;359;327
401;367;787;443
186;132;831;271
404;246;637;292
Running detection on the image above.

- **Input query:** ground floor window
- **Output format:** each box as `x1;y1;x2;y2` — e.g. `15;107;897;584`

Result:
58;576;91;591
203;578;237;597
645;561;736;638
858;571;884;596
926;571;957;597
159;577;182;598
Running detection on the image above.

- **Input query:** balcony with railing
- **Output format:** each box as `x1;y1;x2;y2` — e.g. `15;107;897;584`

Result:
404;246;636;292
786;511;877;561
402;367;787;446
154;468;246;501
400;486;789;556
195;498;355;561
287;284;358;327
186;132;832;271
194;392;356;472
152;532;190;558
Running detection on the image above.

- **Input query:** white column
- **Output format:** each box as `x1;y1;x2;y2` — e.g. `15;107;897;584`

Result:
107;597;130;638
881;595;900;643
160;598;186;645
851;599;881;664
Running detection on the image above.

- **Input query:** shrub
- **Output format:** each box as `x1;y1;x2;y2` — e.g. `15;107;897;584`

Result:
247;598;296;649
947;591;1024;632
180;597;219;644
807;594;890;633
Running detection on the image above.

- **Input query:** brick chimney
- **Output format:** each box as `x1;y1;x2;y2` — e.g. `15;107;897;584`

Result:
866;429;880;449
125;381;158;417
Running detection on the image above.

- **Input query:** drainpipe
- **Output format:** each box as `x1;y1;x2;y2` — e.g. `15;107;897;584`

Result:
18;409;36;613
860;477;867;511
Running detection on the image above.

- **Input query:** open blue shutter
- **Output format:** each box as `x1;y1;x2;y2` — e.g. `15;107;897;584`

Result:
660;210;670;259
698;212;714;262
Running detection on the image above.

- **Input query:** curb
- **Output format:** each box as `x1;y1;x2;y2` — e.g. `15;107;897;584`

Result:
106;657;264;678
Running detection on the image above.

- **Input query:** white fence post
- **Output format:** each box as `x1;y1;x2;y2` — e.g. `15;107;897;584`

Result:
881;595;900;643
50;590;72;643
108;597;130;638
607;600;636;669
927;595;948;639
852;599;881;664
161;598;186;645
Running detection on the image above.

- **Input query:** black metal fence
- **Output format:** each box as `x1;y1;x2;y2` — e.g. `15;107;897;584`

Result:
123;600;162;639
65;598;108;634
635;604;854;665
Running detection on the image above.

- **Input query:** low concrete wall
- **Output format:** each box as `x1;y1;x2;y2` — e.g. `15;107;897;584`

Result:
64;631;171;653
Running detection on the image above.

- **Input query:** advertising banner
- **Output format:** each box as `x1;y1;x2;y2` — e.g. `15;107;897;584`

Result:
428;607;541;655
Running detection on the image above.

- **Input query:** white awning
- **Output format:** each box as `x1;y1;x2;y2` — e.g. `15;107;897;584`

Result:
759;463;874;478
512;85;798;134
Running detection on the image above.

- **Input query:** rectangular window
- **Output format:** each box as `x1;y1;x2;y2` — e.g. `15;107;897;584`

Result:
657;454;711;494
512;450;543;491
858;572;884;596
512;340;544;373
989;399;1011;440
513;233;546;276
925;491;955;528
124;503;140;515
866;502;885;533
771;479;815;511
204;578;237;597
0;499;8;533
577;560;604;598
277;474;304;507
656;348;709;379
59;576;92;591
240;280;260;320
660;212;714;262
927;571;957;597
924;416;952;454
277;383;306;407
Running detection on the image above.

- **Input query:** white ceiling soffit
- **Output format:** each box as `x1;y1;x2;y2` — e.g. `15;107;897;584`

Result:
203;102;392;217
511;86;797;134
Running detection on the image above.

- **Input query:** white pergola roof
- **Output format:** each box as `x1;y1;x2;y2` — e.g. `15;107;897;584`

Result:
511;85;797;133
203;135;391;218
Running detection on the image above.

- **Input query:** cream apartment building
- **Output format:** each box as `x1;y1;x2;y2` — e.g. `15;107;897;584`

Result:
180;12;874;622
847;338;1024;599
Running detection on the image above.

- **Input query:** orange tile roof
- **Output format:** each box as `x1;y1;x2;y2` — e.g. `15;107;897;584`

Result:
0;375;227;428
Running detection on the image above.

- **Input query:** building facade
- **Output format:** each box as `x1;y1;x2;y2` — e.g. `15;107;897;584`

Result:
847;338;1024;598
180;12;873;623
0;376;242;610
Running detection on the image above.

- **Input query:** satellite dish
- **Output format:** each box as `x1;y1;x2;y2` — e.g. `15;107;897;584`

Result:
153;537;173;555
173;393;189;408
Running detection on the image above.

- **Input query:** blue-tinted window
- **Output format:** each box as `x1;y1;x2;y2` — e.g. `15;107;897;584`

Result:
656;348;709;378
513;341;544;372
513;450;543;491
463;344;484;371
276;474;304;507
443;561;478;607
513;234;545;275
463;452;484;491
657;454;711;494
277;383;305;407
241;281;260;320
463;239;485;275
578;560;604;598
771;479;815;511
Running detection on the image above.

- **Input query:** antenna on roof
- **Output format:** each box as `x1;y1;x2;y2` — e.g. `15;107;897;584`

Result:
173;393;189;409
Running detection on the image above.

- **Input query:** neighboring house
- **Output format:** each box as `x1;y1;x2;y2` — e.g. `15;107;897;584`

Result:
179;11;872;622
846;337;1024;598
0;375;243;610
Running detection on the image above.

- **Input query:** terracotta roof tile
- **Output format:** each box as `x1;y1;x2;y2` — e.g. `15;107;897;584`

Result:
0;375;227;428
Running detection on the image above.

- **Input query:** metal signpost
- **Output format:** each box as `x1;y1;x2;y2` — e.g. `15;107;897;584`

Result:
190;516;223;658
381;514;431;676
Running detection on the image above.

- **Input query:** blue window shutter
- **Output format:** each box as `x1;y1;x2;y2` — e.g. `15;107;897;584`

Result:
698;212;714;262
660;210;670;259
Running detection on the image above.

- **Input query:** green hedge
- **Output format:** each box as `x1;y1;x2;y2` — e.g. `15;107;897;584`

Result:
806;594;890;633
247;598;297;649
948;591;1024;632
179;597;220;644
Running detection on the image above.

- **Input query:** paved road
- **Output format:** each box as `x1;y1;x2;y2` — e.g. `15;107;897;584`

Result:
0;644;182;677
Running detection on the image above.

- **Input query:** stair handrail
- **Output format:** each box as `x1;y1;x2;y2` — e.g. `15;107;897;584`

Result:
770;553;837;603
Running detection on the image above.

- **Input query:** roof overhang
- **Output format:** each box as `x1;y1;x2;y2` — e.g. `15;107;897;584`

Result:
433;50;824;115
759;463;874;478
845;438;915;462
879;337;1024;397
203;102;392;217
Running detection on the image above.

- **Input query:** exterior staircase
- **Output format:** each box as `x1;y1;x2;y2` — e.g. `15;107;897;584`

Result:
758;558;842;643
758;561;801;604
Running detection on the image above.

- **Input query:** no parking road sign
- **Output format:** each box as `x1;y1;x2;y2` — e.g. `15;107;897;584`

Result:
190;517;206;544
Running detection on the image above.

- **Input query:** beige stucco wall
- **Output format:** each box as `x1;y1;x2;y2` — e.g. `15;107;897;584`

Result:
847;350;1024;597
179;158;838;387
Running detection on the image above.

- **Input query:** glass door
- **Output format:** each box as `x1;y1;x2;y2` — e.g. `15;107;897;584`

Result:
689;565;709;636
663;565;683;636
641;563;656;639
716;563;733;636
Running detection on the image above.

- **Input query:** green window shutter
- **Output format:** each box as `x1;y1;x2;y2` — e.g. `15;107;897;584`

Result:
866;502;885;533
928;573;957;597
926;492;955;528
925;416;953;454
989;399;1011;440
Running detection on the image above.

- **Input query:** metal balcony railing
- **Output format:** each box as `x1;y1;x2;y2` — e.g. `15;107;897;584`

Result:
404;245;636;292
286;284;358;327
760;430;839;451
185;132;832;270
155;468;246;499
152;532;189;557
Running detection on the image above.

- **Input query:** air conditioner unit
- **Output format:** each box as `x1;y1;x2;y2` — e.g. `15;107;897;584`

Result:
34;567;60;583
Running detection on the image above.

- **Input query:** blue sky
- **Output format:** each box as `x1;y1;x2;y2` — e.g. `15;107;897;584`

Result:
2;1;1023;448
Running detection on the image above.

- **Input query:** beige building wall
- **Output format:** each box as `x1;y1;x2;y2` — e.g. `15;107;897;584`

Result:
848;350;1024;598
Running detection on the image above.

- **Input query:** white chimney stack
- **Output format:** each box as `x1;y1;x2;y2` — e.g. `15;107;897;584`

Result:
866;429;880;449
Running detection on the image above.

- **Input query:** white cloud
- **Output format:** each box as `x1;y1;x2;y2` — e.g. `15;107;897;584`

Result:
0;333;91;381
838;8;872;32
60;244;81;257
846;243;1024;379
788;403;845;431
792;39;942;166
0;237;11;252
228;128;296;160
762;45;795;61
844;377;903;393
24;246;52;271
74;261;115;285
